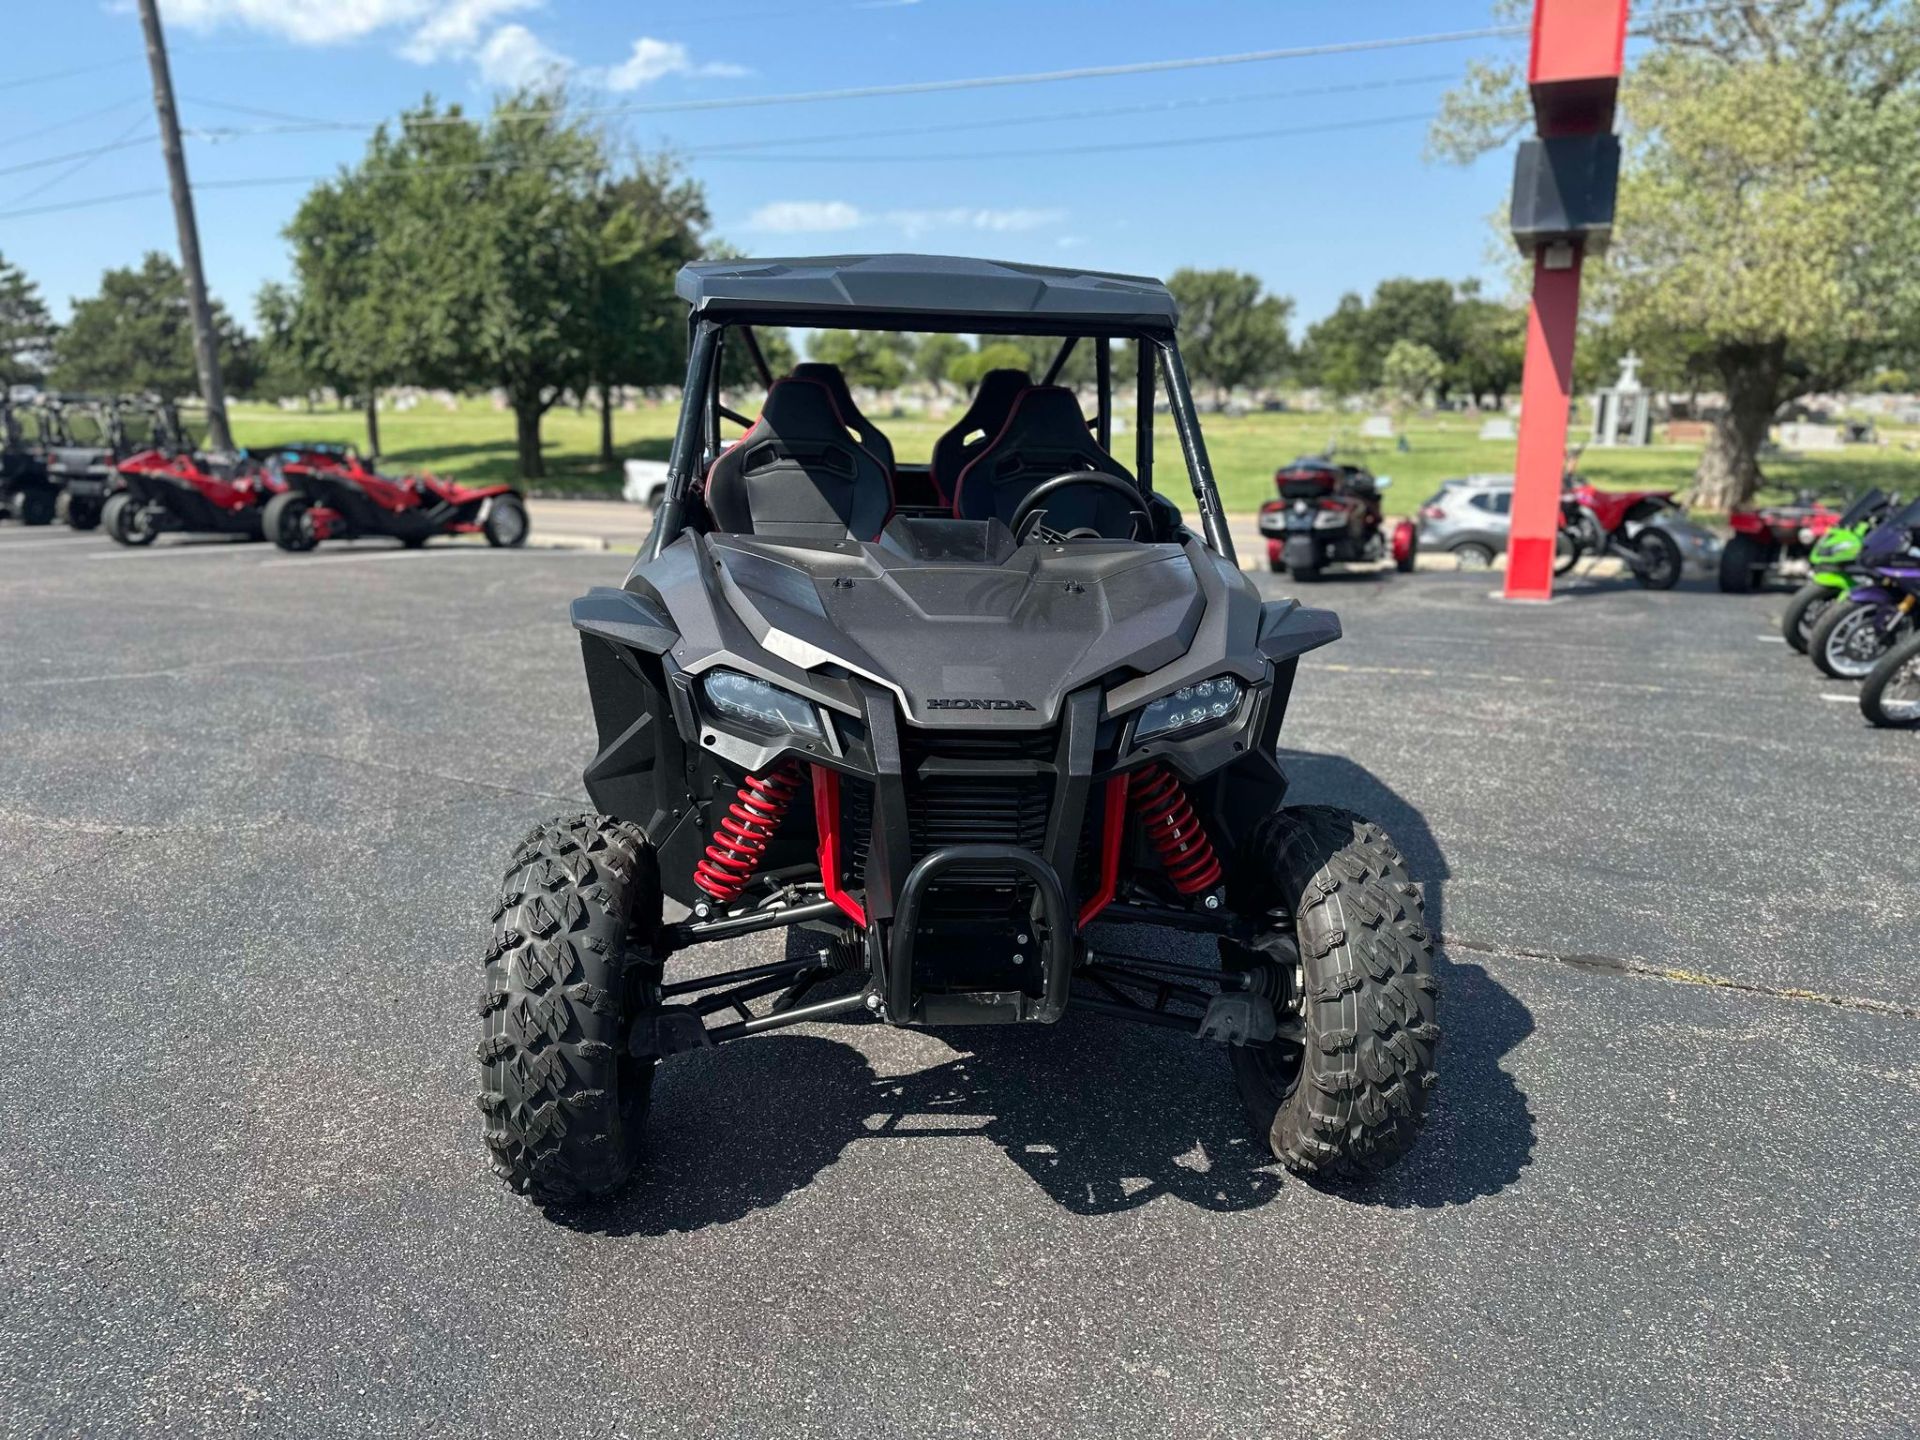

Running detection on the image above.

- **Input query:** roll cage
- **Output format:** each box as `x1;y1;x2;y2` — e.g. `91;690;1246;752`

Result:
646;255;1235;564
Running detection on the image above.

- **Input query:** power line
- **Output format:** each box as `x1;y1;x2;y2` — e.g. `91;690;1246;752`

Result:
14;96;148;148
699;108;1438;164
10;116;154;209
0;132;158;180
673;72;1455;157
0;106;1443;221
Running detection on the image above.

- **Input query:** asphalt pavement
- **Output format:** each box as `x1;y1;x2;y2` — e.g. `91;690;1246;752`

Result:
1;524;1915;1439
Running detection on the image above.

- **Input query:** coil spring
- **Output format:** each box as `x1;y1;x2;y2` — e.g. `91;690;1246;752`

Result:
692;761;802;903
1130;763;1222;895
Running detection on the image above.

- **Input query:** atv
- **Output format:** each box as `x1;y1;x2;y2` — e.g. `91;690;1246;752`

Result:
265;448;527;551
1778;489;1900;652
1257;457;1416;580
1719;491;1840;593
477;255;1438;1207
1;398;64;526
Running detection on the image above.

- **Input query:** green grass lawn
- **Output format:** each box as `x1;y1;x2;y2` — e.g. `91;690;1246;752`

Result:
228;399;1920;516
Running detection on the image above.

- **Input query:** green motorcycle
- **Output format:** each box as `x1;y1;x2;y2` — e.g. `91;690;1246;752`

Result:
1780;488;1899;652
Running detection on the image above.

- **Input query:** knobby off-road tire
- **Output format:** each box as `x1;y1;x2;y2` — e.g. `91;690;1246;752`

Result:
1226;805;1438;1180
1718;532;1768;593
1633;527;1683;590
1780;582;1834;653
479;813;663;1204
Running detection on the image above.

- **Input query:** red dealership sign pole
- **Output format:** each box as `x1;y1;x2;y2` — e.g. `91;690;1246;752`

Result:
1503;0;1629;600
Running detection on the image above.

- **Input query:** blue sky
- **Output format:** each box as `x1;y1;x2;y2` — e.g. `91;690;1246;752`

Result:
1;1;1523;333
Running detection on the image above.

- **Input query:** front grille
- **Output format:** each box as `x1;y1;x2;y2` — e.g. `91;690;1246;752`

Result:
903;733;1053;920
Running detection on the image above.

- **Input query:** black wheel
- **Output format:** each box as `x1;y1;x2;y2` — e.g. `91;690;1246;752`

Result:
19;487;56;526
401;533;430;549
261;492;317;552
479;812;662;1204
1290;560;1323;584
1810;597;1912;680
1780;582;1836;653
1451;540;1496;572
1718;532;1770;593
102;492;156;546
1632;527;1682;590
67;496;102;531
1860;632;1920;728
1552;531;1580;576
484;495;529;548
1224;805;1438;1180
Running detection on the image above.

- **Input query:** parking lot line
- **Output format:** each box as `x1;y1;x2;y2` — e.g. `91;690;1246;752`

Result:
1819;693;1859;703
257;546;603;569
85;543;259;562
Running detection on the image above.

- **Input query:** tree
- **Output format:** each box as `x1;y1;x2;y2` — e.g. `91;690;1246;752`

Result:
52;253;253;400
0;251;56;390
1298;293;1376;397
585;159;709;464
915;332;971;393
1382;339;1445;410
1433;2;1920;508
1450;292;1527;406
1165;268;1293;399
947;341;1032;393
250;281;324;408
717;325;795;393
807;329;911;390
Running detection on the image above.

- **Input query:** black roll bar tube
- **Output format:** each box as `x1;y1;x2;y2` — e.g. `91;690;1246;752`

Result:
1157;339;1235;563
648;320;719;560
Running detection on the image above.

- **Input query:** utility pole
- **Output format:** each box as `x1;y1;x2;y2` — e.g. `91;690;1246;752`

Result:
136;0;234;452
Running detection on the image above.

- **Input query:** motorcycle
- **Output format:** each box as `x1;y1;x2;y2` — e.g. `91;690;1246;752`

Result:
1806;496;1920;680
1557;475;1688;589
1778;489;1900;652
1257;457;1416;581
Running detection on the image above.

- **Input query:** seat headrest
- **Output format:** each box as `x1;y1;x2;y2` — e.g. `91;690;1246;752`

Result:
759;375;854;437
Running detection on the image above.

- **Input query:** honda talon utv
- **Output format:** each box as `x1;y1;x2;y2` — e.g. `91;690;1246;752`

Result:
478;255;1438;1206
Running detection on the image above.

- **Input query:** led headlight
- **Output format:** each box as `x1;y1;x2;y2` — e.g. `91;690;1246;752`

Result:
1134;675;1243;741
701;668;822;739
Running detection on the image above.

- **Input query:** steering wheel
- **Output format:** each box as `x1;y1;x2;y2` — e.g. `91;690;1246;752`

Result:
1008;472;1151;543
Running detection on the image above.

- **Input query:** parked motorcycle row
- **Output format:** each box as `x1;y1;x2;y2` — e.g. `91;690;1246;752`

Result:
1;394;529;552
1773;488;1920;729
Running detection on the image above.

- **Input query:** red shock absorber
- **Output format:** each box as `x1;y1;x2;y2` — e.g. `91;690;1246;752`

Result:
1130;763;1223;895
692;761;803;903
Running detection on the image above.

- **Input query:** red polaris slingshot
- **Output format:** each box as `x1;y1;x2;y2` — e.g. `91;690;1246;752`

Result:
104;444;349;546
264;451;528;552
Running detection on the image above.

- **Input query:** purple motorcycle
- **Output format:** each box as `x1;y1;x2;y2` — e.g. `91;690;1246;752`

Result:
1808;496;1920;680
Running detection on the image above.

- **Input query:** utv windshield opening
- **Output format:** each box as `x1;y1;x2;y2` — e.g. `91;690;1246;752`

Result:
649;316;1234;562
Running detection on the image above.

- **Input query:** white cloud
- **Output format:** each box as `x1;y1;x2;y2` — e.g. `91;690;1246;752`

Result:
160;0;436;45
745;200;866;233
743;201;1068;239
593;37;750;92
475;22;569;88
399;0;538;63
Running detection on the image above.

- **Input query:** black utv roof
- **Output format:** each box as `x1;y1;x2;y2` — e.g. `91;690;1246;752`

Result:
677;254;1180;336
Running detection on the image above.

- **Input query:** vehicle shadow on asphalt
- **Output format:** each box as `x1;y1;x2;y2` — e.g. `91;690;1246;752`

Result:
549;757;1536;1238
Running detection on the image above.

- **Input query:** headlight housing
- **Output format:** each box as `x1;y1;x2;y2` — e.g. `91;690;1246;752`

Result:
701;668;823;739
1133;675;1243;741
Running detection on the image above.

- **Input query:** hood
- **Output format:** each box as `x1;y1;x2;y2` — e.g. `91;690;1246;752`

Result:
652;520;1261;729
